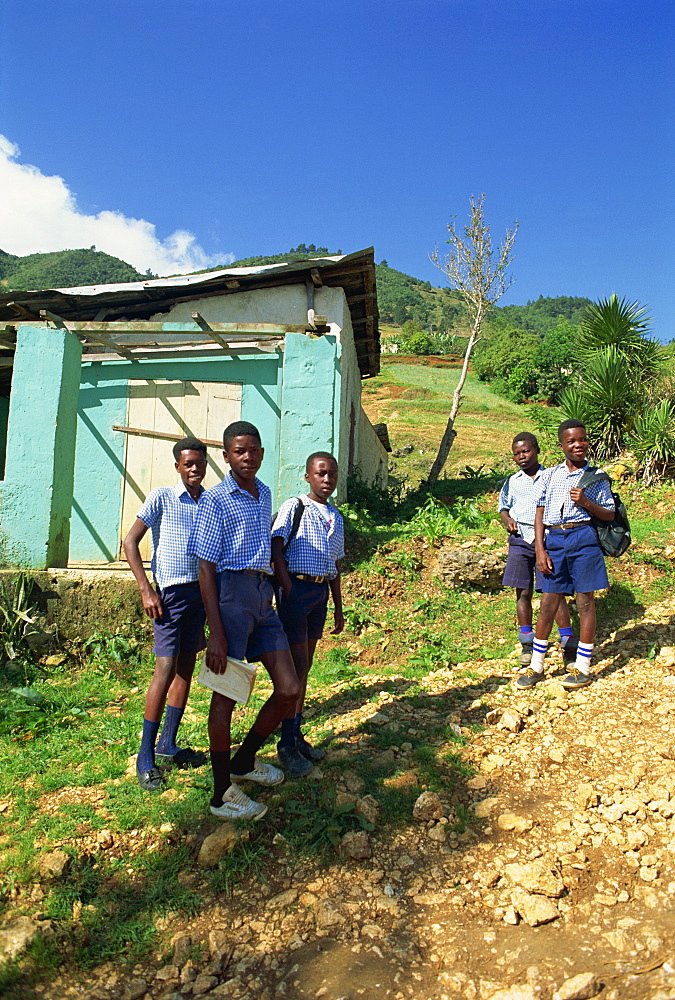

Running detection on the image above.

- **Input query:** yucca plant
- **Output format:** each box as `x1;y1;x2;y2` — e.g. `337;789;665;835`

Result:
560;295;665;461
630;400;675;485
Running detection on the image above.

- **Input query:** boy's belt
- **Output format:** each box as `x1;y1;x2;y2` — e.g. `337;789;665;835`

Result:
290;573;327;584
546;520;592;531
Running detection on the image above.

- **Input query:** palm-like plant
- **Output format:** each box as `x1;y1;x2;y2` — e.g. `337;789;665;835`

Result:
561;295;666;461
630;400;675;485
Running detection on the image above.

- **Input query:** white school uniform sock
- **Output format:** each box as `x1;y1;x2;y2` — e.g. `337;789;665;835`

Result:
574;642;593;674
530;639;548;673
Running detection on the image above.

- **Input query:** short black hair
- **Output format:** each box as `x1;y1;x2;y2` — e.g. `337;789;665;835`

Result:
558;418;586;441
223;421;262;450
306;451;338;472
173;436;206;461
511;432;539;450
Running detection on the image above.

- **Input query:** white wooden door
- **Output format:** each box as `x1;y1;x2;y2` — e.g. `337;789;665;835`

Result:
120;379;242;559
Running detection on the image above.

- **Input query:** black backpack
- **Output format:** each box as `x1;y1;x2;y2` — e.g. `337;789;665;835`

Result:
577;468;631;558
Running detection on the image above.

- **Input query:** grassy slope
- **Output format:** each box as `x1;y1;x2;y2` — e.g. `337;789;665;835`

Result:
362;356;535;480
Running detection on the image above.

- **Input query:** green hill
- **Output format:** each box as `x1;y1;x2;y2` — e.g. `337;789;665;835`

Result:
0;248;145;291
0;245;592;340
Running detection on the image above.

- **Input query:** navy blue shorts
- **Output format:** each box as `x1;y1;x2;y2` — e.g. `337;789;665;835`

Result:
277;577;329;645
216;570;290;662
502;535;541;591
153;581;206;658
540;524;609;594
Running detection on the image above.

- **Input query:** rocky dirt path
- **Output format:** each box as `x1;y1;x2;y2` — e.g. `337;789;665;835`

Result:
17;595;675;1000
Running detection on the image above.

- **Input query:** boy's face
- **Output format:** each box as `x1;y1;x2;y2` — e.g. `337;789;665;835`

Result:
305;457;338;501
512;439;539;471
560;426;589;465
175;449;207;489
223;434;264;482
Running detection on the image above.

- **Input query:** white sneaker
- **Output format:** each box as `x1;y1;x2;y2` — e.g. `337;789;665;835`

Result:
210;784;268;822
230;757;284;786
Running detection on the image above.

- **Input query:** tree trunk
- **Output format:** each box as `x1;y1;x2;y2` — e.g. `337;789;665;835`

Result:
426;308;483;487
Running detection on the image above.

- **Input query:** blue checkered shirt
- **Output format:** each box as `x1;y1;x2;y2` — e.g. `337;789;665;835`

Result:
498;465;545;544
537;461;615;525
137;482;203;589
187;472;272;573
272;496;345;579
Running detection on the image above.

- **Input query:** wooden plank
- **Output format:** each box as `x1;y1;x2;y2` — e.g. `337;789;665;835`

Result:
113;423;224;449
191;312;229;349
48;320;307;336
82;343;282;363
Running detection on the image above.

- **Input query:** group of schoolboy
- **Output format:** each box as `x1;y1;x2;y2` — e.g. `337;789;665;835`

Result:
124;421;344;823
126;414;613;823
499;418;615;691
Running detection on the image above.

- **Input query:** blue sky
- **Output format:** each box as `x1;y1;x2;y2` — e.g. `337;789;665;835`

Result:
1;0;673;338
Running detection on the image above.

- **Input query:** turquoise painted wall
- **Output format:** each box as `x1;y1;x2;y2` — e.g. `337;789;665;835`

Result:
71;353;283;561
0;326;82;568
0;396;9;479
277;332;341;499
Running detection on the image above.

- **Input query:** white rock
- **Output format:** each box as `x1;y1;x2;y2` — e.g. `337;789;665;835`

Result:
413;791;444;822
552;972;600;1000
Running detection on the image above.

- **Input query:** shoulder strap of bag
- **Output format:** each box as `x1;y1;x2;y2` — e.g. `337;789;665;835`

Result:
283;497;305;552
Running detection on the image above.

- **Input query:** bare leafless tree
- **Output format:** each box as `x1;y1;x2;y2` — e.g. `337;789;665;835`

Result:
426;194;518;486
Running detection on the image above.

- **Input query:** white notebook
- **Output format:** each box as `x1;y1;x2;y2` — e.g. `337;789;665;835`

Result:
197;655;258;705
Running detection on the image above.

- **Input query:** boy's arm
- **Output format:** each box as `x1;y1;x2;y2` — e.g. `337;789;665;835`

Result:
271;536;293;597
198;558;228;674
329;561;344;634
534;506;553;574
498;482;517;533
499;510;518;534
569;485;615;522
122;519;163;619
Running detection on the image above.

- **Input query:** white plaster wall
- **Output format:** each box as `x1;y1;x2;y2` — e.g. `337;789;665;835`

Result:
152;284;348;330
357;407;388;489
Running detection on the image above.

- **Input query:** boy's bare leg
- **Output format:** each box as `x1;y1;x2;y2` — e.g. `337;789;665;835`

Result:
535;592;561;640
575;592;596;644
144;656;178;723
228;649;301;777
515;587;534;627
553;597;571;630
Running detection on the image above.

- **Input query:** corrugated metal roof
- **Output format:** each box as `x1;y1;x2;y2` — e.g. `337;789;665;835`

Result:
0;248;379;377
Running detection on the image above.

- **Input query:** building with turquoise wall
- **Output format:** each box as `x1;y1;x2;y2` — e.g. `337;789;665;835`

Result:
0;250;387;568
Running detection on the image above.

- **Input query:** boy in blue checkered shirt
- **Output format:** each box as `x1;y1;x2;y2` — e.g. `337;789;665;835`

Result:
272;452;345;773
517;419;615;691
188;421;302;823
123;437;209;792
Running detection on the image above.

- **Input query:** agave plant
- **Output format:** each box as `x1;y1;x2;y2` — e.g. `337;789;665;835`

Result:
561;295;666;461
630;400;675;485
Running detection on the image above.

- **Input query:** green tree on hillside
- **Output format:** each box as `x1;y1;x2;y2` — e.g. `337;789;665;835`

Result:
426;194;519;485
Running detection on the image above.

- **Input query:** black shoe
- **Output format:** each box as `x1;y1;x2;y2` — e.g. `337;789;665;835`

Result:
515;668;544;690
156;747;208;769
277;743;314;777
519;642;533;666
562;639;578;668
561;668;592;689
295;734;326;762
137;766;165;791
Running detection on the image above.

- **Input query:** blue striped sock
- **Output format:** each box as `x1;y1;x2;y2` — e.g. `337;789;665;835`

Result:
530;639;548;673
575;642;593;674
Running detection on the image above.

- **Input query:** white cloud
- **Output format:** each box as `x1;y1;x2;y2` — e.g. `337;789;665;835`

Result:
0;135;232;277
